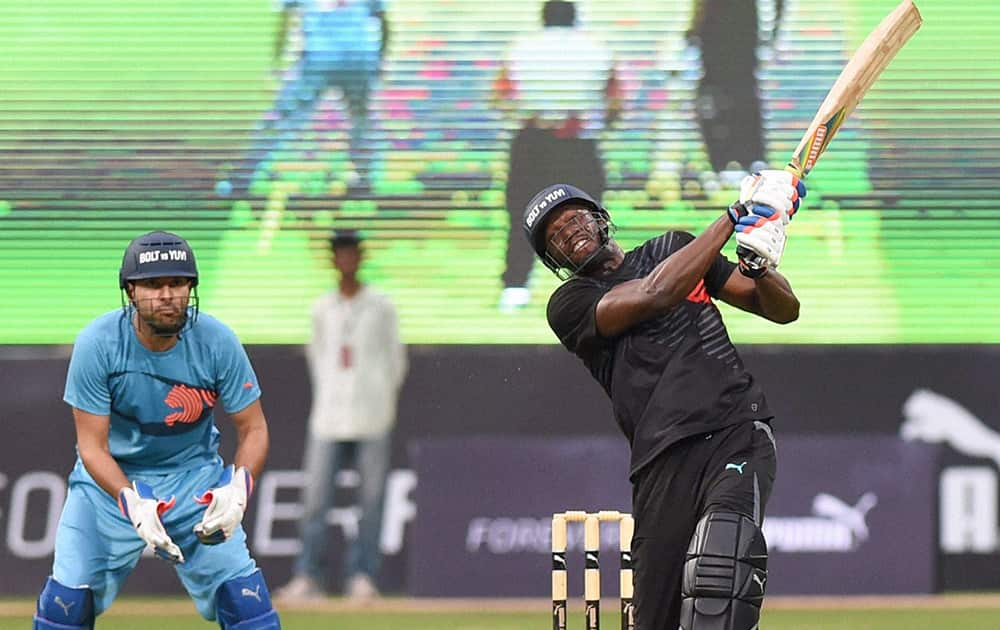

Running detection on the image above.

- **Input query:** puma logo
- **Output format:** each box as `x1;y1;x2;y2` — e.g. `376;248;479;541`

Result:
812;492;878;542
726;461;747;475
54;596;75;617
766;491;880;552
241;585;262;602
901;388;1000;468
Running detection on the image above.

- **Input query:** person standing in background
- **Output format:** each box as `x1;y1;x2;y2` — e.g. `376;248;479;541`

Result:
493;0;622;313
687;0;784;174
218;0;389;199
277;229;407;601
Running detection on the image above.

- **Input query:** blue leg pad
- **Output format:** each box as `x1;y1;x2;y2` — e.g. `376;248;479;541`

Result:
216;570;281;630
33;576;94;630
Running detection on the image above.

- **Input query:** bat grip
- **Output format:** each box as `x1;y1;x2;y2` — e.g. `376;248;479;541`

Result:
736;245;767;270
784;162;806;180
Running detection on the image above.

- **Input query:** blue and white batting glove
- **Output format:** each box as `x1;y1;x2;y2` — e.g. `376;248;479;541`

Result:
735;213;787;277
738;169;807;225
118;481;185;564
193;465;253;545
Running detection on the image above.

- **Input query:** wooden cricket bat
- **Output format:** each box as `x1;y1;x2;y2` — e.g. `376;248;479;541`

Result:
786;0;923;179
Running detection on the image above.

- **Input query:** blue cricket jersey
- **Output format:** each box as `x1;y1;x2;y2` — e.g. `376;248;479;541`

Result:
64;309;262;476
284;0;385;62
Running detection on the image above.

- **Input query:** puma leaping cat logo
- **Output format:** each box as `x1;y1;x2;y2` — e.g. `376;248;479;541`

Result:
726;461;748;475
901;388;1000;469
54;596;75;617
812;492;878;542
241;585;262;602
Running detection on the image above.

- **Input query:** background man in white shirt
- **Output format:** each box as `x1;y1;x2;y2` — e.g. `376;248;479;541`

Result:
277;229;407;601
494;0;621;313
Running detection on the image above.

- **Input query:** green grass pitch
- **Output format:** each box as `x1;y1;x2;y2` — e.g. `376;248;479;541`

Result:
5;596;1000;629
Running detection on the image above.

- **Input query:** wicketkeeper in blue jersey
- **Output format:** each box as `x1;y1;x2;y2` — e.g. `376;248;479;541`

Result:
33;231;281;630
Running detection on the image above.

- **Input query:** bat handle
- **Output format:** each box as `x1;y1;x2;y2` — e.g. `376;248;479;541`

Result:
784;161;806;180
736;244;768;272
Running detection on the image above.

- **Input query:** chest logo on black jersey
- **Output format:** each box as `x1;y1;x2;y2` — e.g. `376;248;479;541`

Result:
164;384;217;426
686;280;710;304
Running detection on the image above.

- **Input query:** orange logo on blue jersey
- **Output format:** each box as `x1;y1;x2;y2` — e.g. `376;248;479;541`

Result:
164;384;217;426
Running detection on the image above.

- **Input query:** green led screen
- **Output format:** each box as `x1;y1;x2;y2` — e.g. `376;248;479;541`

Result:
0;0;996;344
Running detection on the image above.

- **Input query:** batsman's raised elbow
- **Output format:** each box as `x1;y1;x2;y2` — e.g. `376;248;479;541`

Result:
774;301;800;324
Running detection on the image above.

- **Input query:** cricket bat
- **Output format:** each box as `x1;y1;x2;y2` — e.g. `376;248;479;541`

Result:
737;0;922;272
786;0;923;179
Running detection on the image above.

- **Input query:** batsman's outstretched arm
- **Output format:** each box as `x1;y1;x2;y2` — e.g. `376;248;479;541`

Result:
595;215;734;338
717;268;799;324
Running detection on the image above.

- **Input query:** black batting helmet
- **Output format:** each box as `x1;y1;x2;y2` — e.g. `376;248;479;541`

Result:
119;231;198;290
522;183;612;276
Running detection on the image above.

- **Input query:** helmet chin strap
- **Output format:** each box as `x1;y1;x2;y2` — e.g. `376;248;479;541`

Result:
573;225;616;276
576;243;614;276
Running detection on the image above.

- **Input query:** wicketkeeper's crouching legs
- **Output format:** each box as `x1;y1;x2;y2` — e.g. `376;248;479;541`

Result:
33;569;281;630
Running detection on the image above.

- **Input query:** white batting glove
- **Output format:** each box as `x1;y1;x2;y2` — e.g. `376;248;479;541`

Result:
118;481;185;564
734;215;787;275
193;465;253;545
738;169;807;225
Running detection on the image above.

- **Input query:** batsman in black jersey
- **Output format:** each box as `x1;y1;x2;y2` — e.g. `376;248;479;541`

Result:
524;171;806;630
